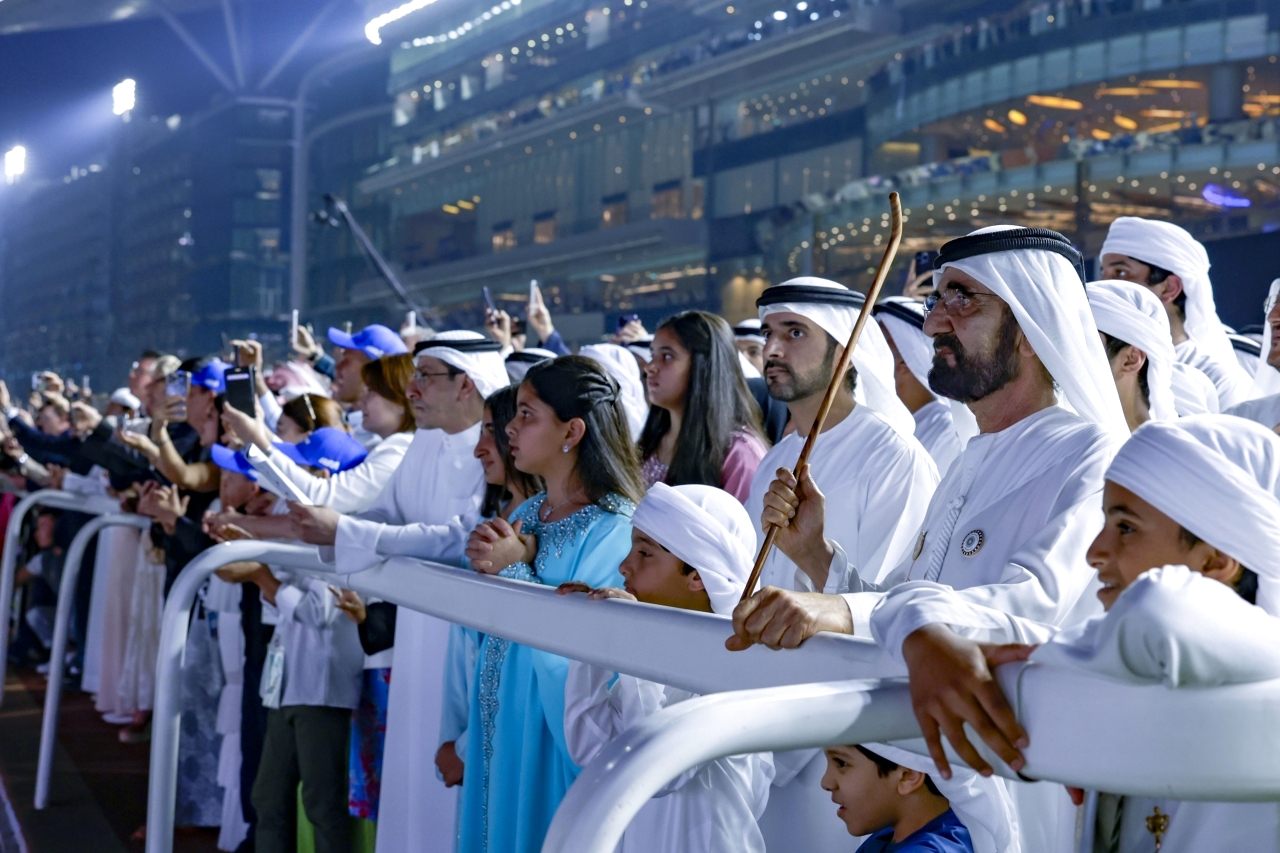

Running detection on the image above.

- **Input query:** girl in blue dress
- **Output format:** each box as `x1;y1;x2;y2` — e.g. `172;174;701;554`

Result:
462;355;644;853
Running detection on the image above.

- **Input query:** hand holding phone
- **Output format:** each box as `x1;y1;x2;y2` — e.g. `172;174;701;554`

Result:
164;371;190;422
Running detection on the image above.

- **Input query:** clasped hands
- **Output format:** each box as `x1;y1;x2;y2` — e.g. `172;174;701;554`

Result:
465;517;537;574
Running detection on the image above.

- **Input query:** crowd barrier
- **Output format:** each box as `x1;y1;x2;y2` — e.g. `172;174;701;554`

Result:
129;545;1280;853
547;666;1280;853
0;488;122;687
35;512;152;809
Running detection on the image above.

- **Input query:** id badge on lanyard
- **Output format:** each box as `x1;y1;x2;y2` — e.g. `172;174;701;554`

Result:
260;631;285;709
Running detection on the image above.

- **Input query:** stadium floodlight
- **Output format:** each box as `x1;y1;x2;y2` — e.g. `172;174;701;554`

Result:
364;0;444;44
4;146;25;183
113;79;136;116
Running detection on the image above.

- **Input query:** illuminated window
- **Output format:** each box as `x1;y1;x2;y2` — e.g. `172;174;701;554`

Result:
534;211;557;243
602;193;628;228
492;222;516;252
651;180;683;219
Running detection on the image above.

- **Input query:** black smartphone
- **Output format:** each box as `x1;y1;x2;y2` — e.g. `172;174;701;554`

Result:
913;250;939;272
615;313;640;332
224;366;257;415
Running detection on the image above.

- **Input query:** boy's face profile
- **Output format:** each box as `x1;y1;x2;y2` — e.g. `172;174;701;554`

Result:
1088;481;1243;611
618;528;712;612
220;470;260;513
820;746;925;838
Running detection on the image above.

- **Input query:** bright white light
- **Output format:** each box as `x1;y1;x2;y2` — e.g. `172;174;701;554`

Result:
772;9;787;20
113;79;136;115
365;0;444;44
795;2;806;9
4;146;25;182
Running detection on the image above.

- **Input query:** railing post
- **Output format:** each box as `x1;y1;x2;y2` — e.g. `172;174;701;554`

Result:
0;489;120;705
34;513;152;809
146;541;331;853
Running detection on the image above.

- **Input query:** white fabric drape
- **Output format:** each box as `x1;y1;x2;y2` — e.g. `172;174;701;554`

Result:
935;226;1129;443
419;330;510;398
759;277;917;438
1086;280;1177;421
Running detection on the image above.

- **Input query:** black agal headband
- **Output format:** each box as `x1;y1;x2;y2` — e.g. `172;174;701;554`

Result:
935;228;1087;284
755;283;867;309
414;338;503;356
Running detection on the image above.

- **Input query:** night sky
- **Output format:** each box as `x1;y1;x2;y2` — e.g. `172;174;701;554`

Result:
0;1;370;181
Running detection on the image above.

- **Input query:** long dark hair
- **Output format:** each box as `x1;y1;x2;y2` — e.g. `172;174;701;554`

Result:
281;394;346;434
523;356;644;506
638;311;766;488
483;384;543;515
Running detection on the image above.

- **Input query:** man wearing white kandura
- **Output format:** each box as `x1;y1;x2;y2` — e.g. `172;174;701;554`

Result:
736;276;938;853
286;330;507;853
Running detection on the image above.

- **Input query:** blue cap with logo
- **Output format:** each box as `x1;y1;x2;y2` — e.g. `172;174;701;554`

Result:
191;358;232;394
327;324;408;361
210;444;259;481
272;427;369;474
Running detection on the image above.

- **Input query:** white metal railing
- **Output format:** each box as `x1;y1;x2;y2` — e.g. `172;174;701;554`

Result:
549;661;1280;853
34;512;152;809
0;488;122;691
146;546;1280;853
144;546;902;853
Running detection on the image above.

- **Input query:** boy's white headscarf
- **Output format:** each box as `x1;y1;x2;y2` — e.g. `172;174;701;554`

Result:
1100;217;1245;379
861;742;1020;853
630;483;756;615
935;226;1129;443
1249;279;1280;400
414;330;509;398
757;277;916;438
1086;280;1177;421
1105;415;1280;615
579;343;649;440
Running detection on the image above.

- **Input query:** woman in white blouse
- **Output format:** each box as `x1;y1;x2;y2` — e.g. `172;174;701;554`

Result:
221;353;416;514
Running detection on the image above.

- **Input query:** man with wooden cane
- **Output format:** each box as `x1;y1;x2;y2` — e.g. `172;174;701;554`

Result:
730;225;1129;853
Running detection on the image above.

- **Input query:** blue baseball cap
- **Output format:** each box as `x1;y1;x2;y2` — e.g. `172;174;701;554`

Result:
191;358;232;394
272;427;369;474
210;444;259;481
327;324;408;360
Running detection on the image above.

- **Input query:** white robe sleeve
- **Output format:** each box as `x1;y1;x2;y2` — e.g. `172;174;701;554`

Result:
869;581;1058;663
260;392;283;434
564;662;667;768
1031;566;1280;686
267;438;407;515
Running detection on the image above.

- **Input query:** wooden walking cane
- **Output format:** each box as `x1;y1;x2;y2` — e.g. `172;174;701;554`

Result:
739;191;904;602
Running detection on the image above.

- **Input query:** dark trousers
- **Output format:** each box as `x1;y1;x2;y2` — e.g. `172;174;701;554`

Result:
251;705;352;853
238;586;273;852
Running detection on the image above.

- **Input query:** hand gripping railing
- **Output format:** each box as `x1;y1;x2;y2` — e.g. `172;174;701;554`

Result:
0;488;122;690
146;548;902;853
547;661;1280;853
35;512;152;809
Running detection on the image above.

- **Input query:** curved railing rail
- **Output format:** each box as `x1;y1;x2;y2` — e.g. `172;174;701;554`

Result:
145;546;901;853
548;663;1280;853
0;489;122;693
35;512;152;809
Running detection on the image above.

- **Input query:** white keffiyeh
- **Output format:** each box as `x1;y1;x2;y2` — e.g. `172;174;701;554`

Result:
1087;280;1177;421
